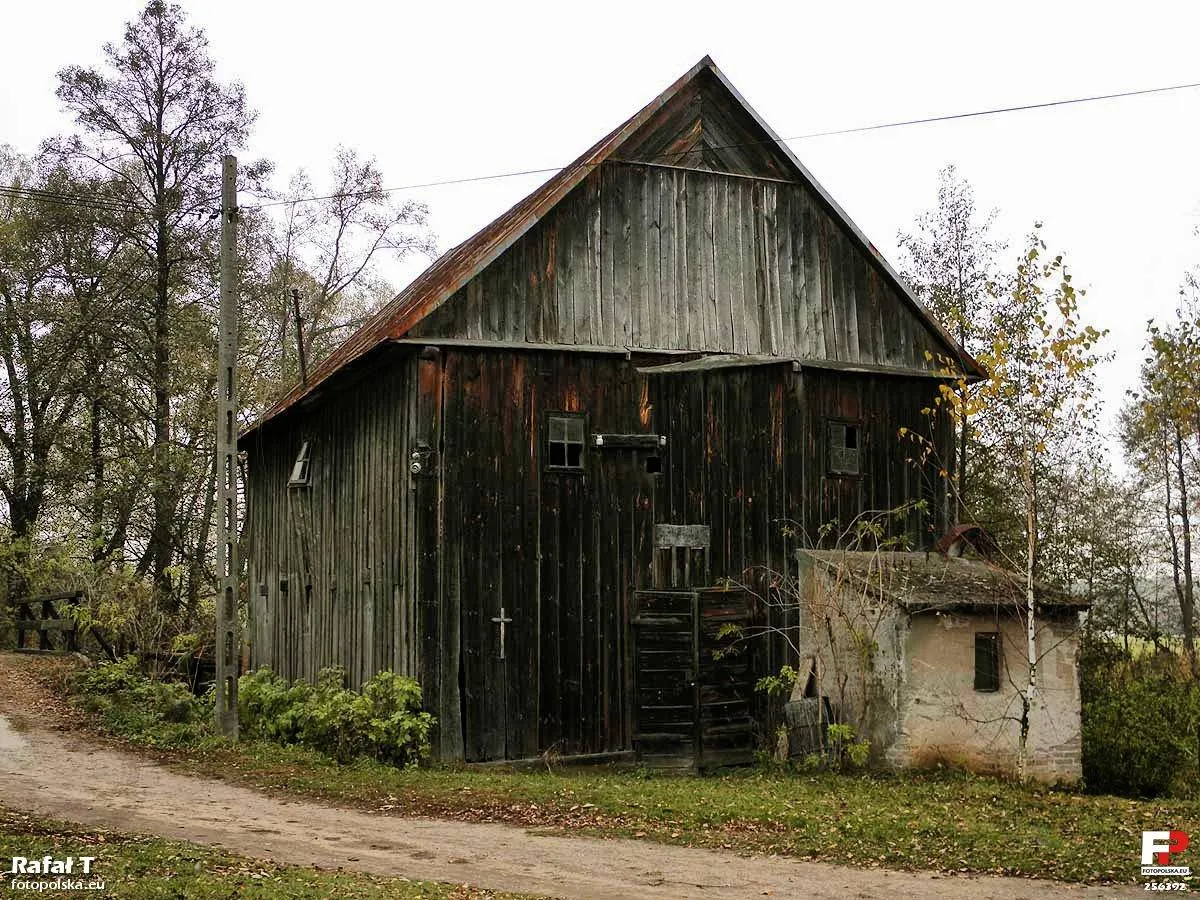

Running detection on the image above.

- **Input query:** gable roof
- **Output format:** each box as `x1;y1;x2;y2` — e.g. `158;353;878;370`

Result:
248;56;986;435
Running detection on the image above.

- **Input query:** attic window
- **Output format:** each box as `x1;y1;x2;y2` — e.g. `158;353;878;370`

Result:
974;632;1000;692
546;414;585;470
827;421;860;475
288;441;311;487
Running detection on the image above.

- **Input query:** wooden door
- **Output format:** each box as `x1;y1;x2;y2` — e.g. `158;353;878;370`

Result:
632;587;758;770
632;589;699;767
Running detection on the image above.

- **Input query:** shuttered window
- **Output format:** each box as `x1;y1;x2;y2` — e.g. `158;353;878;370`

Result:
827;421;860;475
974;632;1000;692
546;414;585;470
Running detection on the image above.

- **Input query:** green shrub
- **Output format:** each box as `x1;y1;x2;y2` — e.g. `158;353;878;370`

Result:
825;723;871;771
1081;639;1200;798
69;655;211;746
237;666;315;745
238;666;435;767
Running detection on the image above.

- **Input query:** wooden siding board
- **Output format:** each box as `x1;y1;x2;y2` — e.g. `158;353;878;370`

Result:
750;182;770;356
679;176;697;348
774;183;794;357
538;220;559;344
613;166;634;346
482;361;507;759
656;169;677;350
584;170;603;346
704;177;724;351
555;192;577;346
630;169;648;348
842;236;862;363
715;179;737;354
764;183;785;356
538;472;563;749
730;180;749;354
645;169;662;350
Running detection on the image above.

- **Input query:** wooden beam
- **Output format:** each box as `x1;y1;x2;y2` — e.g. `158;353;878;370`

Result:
391;337;697;357
593;434;665;450
637;354;786;375
15;620;76;631
796;357;971;381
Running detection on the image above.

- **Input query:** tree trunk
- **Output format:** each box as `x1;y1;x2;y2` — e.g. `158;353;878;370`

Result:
957;394;969;520
88;345;107;563
1018;445;1038;781
148;216;175;609
1173;423;1197;677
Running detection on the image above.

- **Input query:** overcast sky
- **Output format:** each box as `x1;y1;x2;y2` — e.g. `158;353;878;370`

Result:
4;1;1199;446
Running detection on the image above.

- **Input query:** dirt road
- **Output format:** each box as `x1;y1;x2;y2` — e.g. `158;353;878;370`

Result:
0;657;1136;899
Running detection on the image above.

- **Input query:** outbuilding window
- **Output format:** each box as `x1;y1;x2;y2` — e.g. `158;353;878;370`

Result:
827;420;860;475
974;632;1001;692
546;414;585;470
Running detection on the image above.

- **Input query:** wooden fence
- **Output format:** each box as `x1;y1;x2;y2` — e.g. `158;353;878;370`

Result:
6;591;115;659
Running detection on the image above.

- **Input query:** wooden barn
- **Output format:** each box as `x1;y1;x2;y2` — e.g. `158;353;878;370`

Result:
240;57;986;767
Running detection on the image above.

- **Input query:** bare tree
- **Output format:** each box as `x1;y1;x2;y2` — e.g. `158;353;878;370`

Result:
898;166;1004;515
242;149;435;409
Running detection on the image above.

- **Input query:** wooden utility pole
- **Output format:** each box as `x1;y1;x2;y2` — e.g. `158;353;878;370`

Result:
291;287;308;387
215;155;240;739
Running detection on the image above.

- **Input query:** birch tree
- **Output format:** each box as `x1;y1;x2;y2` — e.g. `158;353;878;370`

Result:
964;229;1105;776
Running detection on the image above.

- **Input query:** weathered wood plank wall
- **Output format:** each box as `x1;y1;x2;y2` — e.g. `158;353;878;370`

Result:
411;163;947;372
243;351;421;688
797;368;955;548
431;350;948;760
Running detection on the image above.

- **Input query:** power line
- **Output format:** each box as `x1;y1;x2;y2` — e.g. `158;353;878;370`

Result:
0;183;135;213
6;77;1200;214
244;77;1200;209
735;78;1200;144
243;166;565;209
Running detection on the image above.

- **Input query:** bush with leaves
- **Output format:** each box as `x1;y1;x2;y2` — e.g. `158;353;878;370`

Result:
236;666;315;745
69;655;211;746
793;723;872;773
1081;637;1200;798
239;666;435;767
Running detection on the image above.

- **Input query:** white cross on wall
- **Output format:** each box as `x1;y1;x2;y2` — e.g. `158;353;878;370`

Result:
491;606;513;660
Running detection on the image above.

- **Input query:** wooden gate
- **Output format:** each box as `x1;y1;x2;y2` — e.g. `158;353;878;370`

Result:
8;592;83;653
631;584;757;769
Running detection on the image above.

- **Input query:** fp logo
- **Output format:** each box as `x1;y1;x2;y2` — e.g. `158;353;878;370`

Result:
1141;831;1190;876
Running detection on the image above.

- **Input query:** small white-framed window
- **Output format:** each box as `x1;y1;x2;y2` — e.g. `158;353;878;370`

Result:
288;441;311;487
546;414;585;470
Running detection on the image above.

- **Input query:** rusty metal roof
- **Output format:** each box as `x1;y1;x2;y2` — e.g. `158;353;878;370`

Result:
247;56;986;436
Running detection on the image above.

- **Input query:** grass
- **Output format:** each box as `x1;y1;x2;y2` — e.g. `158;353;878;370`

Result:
0;806;519;899
158;739;1198;884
